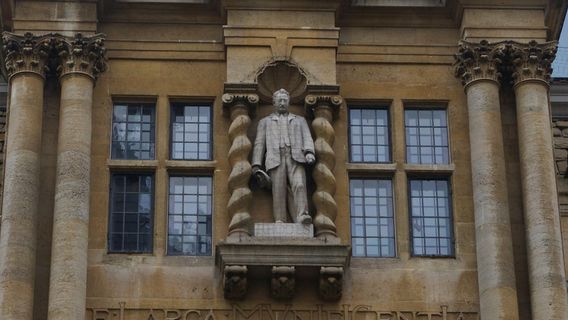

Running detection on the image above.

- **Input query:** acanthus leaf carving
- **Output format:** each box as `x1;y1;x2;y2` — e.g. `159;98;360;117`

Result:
2;32;53;79
509;40;557;86
54;33;107;80
454;40;505;88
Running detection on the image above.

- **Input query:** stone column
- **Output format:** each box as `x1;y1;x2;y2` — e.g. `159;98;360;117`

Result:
304;93;342;239
47;33;106;320
0;32;52;320
454;40;520;320
510;40;568;319
222;92;258;238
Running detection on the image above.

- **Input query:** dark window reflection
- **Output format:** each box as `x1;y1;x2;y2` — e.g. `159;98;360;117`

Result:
349;178;395;257
168;176;212;255
111;103;155;160
405;109;449;164
349;108;390;163
409;179;453;256
108;174;153;253
171;104;212;160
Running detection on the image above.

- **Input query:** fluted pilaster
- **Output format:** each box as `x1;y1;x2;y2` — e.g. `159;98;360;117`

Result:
222;93;258;237
305;94;342;238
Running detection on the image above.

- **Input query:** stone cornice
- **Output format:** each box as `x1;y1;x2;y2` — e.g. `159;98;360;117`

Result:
54;33;107;81
509;40;557;88
454;40;505;89
2;32;53;80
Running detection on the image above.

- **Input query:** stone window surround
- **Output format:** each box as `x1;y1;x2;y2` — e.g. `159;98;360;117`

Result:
106;95;217;257
346;99;455;260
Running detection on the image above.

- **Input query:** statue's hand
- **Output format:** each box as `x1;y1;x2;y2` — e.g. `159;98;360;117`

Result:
305;153;316;165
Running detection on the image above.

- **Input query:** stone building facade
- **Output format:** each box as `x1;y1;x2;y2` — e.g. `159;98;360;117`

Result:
0;1;567;320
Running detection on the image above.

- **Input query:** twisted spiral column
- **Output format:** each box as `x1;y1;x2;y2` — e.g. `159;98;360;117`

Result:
305;95;342;238
222;94;258;237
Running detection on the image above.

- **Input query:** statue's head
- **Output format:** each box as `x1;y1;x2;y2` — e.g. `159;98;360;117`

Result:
272;88;290;114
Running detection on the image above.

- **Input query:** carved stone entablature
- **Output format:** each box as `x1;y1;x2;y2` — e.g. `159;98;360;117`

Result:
222;87;259;239
454;40;505;88
271;266;295;299
509;40;557;87
319;266;344;301
216;238;350;301
53;33;107;80
304;89;343;239
223;265;248;299
2;32;53;80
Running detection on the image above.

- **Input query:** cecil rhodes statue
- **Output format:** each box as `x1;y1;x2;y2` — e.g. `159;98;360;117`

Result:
252;88;315;224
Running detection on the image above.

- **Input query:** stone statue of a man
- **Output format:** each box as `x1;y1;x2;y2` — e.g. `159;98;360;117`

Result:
252;88;315;224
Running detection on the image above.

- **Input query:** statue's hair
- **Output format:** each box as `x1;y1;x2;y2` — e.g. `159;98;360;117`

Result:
272;88;290;102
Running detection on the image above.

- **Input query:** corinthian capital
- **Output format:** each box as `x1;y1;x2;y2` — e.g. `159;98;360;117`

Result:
454;40;506;88
54;33;107;80
509;40;557;87
2;32;53;80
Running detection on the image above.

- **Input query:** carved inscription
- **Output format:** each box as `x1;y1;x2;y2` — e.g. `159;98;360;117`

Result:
88;303;478;320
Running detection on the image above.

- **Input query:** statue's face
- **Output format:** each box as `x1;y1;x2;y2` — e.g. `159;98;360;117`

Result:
273;92;290;113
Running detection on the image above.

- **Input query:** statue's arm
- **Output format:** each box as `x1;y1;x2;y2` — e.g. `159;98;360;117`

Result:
252;118;266;168
301;117;315;155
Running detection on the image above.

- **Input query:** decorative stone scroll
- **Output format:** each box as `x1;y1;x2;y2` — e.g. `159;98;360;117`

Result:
509;40;557;86
2;32;53;79
305;94;343;238
53;33;107;80
319;266;343;301
454;40;505;88
222;92;259;237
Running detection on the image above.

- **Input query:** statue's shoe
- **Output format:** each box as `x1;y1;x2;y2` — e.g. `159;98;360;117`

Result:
297;213;312;225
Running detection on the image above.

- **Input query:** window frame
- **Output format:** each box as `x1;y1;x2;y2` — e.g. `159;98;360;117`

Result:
169;102;214;161
403;104;450;165
407;176;455;258
348;104;393;164
107;172;155;254
166;173;214;256
110;101;157;161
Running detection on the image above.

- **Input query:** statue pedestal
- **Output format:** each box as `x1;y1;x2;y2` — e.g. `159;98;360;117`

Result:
254;222;313;237
216;234;350;301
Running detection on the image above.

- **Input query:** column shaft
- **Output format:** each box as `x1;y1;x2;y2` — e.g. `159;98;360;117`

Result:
0;73;45;319
466;80;519;320
515;81;568;319
47;74;94;320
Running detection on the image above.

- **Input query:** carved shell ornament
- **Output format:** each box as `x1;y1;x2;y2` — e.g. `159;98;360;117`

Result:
256;60;309;104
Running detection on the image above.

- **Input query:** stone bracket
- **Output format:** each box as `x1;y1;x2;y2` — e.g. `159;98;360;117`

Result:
223;265;248;300
216;238;350;301
319;266;344;301
271;266;295;299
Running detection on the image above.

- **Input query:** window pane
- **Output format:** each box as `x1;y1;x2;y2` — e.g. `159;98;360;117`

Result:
108;174;153;253
349;107;390;163
167;176;213;256
349;178;395;257
409;179;453;257
171;104;212;160
111;103;155;160
405;108;448;164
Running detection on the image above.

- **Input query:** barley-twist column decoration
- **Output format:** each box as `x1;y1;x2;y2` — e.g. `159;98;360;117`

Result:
222;93;258;237
305;95;342;238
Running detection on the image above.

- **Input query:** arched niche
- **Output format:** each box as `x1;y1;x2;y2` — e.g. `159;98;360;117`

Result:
255;59;309;104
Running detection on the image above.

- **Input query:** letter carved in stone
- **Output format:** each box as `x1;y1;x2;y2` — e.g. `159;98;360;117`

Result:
319;266;343;301
454;40;506;88
53;33;107;80
2;32;53;79
304;95;342;238
223;265;248;299
222;93;259;237
270;266;295;299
